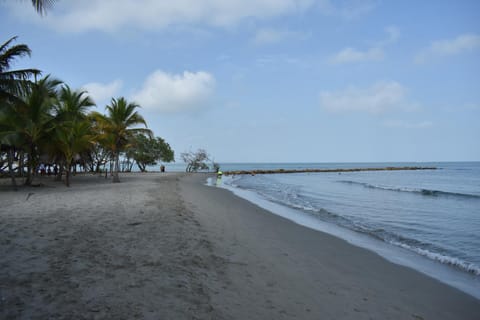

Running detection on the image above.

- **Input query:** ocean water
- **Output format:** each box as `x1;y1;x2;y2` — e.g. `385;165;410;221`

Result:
213;162;480;298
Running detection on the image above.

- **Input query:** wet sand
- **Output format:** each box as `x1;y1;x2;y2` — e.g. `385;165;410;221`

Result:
1;173;479;319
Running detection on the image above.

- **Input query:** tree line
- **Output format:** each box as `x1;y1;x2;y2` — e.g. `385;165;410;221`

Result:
0;36;174;188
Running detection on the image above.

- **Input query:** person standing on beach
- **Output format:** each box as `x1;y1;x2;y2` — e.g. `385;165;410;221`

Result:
216;170;223;186
39;163;46;176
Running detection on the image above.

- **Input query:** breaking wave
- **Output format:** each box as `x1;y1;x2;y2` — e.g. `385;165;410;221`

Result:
389;241;480;276
338;180;480;199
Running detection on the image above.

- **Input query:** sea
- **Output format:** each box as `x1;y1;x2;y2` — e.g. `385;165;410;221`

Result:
204;162;480;299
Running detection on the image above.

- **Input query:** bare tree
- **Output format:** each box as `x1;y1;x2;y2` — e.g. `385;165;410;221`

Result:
181;149;210;172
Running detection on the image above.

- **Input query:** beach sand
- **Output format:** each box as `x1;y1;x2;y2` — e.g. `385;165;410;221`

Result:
1;172;479;319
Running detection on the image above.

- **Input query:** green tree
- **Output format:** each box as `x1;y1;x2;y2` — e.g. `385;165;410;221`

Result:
127;134;174;172
1;36;40;109
0;36;40;189
0;112;22;189
93;97;151;182
14;75;62;185
51;85;96;186
54;85;95;122
54;120;94;187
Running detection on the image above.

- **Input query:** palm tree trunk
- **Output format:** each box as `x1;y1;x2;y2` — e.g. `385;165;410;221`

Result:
65;163;71;187
113;152;120;183
7;148;18;191
19;152;25;178
55;161;63;181
25;144;35;185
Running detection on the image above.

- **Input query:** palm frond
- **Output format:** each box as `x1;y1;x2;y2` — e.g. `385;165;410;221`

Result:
0;37;18;52
55;85;95;120
0;40;32;72
1;37;40;104
31;0;56;15
0;68;41;80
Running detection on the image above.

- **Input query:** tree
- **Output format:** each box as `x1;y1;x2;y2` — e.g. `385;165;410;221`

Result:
1;36;40;109
6;75;62;185
93;97;151;182
54;85;95;122
54;120;93;187
181;149;210;172
127;134;174;172
0;36;40;189
51;85;95;186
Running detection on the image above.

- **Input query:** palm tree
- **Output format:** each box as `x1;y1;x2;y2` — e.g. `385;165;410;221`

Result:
54;120;94;187
14;75;62;185
93;97;151;182
1;36;40;109
51;85;95;186
54;85;95;123
0;37;40;188
0;105;22;189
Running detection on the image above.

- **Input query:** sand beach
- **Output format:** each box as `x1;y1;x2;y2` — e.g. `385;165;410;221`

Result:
1;172;479;319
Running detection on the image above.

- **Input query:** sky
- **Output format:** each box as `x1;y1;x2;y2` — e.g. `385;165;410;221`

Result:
1;0;479;163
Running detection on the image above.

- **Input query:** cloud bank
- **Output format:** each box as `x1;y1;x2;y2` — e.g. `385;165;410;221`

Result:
4;0;381;33
132;70;216;113
8;0;314;33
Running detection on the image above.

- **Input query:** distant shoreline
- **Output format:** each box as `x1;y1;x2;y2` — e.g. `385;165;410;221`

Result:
223;166;437;176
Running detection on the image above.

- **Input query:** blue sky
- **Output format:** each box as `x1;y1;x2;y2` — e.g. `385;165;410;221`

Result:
1;0;479;162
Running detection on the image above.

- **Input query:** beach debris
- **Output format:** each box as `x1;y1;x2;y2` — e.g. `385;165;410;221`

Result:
25;192;34;201
127;222;142;226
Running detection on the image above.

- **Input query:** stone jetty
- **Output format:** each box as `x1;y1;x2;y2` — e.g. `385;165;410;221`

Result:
223;166;437;176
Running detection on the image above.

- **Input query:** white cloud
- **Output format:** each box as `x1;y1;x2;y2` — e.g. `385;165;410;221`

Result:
132;70;215;112
385;26;400;43
6;0;315;33
415;33;480;64
252;28;309;45
338;0;377;19
319;81;410;114
82;80;123;105
253;29;288;45
318;0;377;19
378;26;400;47
255;54;308;68
330;47;384;64
4;0;380;33
383;120;433;129
330;26;399;64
